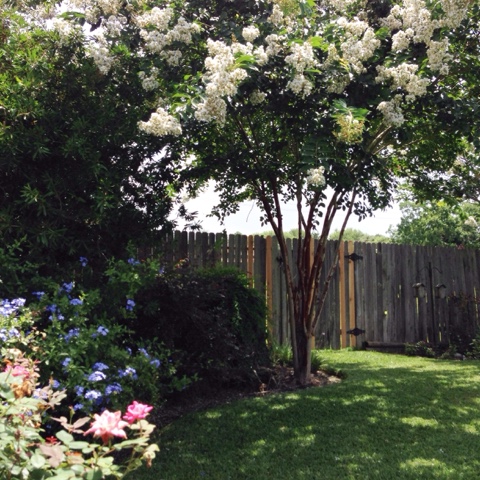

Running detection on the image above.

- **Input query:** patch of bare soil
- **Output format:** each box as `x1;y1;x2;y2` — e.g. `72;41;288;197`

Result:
153;366;341;428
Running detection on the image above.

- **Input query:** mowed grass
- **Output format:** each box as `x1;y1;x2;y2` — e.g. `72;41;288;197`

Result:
132;351;480;480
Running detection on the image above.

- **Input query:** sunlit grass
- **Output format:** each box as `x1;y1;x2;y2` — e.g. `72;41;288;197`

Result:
132;351;480;480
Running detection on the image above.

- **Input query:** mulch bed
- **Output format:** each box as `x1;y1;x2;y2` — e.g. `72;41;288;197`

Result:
153;366;341;429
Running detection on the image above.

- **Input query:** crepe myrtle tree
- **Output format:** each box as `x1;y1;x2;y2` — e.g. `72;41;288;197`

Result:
46;0;475;384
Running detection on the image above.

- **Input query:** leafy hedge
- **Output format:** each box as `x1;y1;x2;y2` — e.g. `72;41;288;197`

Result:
133;266;271;386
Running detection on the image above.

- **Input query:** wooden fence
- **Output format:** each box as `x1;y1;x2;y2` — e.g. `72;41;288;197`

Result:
142;231;480;349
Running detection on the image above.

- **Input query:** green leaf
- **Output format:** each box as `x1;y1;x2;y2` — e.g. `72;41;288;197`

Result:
30;454;46;469
69;441;91;450
85;470;104;480
56;430;74;446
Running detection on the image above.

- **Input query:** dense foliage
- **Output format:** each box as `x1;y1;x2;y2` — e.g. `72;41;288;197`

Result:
134;267;270;387
0;7;175;295
389;200;480;248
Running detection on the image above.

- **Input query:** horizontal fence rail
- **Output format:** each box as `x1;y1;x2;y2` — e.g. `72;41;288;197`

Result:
142;231;480;349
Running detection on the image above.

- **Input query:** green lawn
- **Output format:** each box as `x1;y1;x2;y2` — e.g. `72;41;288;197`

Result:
132;351;480;480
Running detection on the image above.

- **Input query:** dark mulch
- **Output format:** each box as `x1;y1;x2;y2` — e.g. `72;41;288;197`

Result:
153;366;341;429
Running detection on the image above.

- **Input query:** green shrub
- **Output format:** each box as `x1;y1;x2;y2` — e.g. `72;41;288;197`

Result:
134;266;271;386
405;340;436;358
269;342;293;366
1;256;193;419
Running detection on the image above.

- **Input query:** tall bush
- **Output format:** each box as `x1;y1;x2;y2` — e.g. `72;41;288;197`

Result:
134;267;270;386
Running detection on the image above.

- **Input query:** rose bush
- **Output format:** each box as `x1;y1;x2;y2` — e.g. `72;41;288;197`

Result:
0;347;158;480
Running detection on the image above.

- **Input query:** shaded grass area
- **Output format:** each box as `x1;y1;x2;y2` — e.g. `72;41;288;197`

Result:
133;351;480;480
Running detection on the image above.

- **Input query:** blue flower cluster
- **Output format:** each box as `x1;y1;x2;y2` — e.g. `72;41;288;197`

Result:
0;298;26;317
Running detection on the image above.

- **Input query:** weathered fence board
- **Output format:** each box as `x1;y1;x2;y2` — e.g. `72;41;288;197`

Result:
150;231;480;349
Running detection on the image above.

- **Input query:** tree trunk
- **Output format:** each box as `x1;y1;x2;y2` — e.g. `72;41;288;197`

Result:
293;318;312;385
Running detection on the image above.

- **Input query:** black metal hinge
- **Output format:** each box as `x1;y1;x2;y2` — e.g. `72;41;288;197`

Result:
345;252;363;262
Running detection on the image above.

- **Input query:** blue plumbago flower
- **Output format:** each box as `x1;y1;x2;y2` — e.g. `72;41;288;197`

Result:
87;371;107;382
46;304;57;313
125;347;132;355
74;385;85;396
92;362;109;371
128;258;140;265
11;298;26;308
150;358;161;368
73;403;84;411
96;326;109;336
33;389;48;399
32;291;45;299
0;298;25;317
158;266;165;275
79;257;88;267
57;314;65;321
69;298;83;306
0;329;7;341
105;383;122;396
64;328;80;342
8;327;19;338
118;366;137;379
51;379;60;389
61;282;74;294
84;389;102;401
126;299;135;311
139;348;150;359
61;357;71;369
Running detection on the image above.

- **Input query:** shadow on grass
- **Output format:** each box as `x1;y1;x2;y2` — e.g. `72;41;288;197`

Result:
136;352;480;480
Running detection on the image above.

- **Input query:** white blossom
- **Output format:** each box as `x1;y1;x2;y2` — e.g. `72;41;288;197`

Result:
135;7;174;31
242;26;260;43
377;98;405;127
287;74;314;97
306;167;326;188
250;90;267;105
138;69;159;91
285;42;317;73
195;96;227;125
376;63;429;99
138;107;182;136
87;31;115;74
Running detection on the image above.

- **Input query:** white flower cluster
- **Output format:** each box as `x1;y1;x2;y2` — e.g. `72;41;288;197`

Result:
135;7;174;31
427;39;451;74
87;32;115;74
382;0;468;74
326;0;367;11
138;107;182;136
265;34;284;57
376;63;429;101
51;17;81;45
377;96;405;127
285;41;317;97
250;90;267;105
136;8;200;55
195;39;249;125
104;15;126;37
138;69;159;91
336;18;380;74
268;4;285;26
161;49;183;66
465;216;478;228
306;167;326;188
242;26;260;43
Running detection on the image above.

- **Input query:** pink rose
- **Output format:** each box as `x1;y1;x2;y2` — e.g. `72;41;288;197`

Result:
123;401;153;424
84;410;129;444
5;364;30;378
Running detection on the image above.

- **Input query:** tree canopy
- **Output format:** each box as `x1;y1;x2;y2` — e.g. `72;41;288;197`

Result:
0;6;176;292
389;200;480;248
